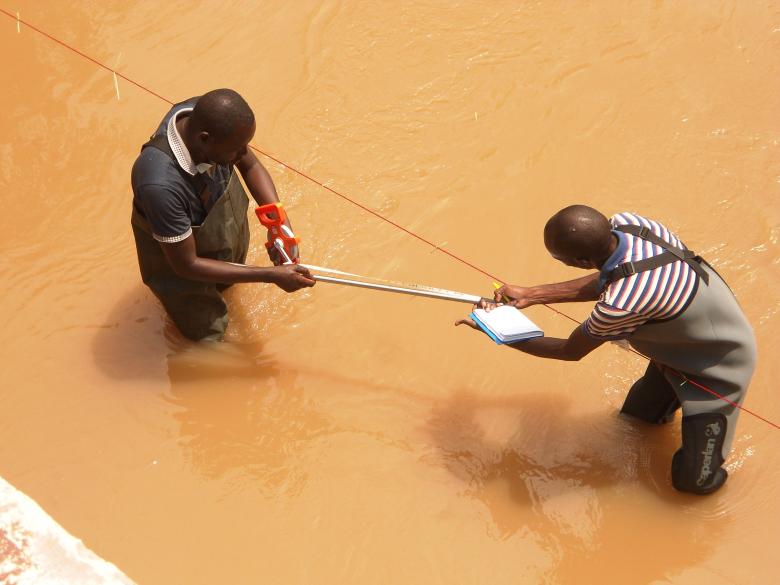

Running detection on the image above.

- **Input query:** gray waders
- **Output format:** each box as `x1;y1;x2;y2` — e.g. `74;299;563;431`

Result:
131;138;250;342
609;226;757;494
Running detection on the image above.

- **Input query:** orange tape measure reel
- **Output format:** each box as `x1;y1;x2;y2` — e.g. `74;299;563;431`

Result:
255;202;300;263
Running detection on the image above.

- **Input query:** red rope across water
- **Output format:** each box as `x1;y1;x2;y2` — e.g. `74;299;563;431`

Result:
4;8;776;431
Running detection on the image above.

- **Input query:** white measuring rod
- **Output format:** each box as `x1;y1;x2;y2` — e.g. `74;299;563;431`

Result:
299;263;484;305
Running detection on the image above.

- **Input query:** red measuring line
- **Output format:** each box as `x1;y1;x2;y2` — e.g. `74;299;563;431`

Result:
0;8;174;106
665;368;779;430
4;8;776;431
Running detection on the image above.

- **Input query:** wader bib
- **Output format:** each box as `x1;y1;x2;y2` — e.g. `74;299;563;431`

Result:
610;226;757;494
131;135;250;341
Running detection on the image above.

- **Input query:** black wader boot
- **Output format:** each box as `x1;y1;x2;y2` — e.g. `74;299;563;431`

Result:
671;413;729;494
621;362;681;424
606;226;756;496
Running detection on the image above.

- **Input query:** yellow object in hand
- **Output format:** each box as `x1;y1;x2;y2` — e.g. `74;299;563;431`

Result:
493;281;509;303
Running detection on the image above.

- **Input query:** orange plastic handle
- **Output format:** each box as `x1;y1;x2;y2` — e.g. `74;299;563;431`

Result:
255;202;300;262
255;202;288;228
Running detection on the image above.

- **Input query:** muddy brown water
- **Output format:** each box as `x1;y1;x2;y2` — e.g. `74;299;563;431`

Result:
1;2;779;584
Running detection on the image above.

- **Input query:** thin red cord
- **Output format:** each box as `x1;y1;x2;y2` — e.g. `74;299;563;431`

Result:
4;8;775;430
665;368;779;430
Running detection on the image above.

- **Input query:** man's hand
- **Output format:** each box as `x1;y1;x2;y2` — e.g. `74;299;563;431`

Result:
494;284;535;309
262;218;299;266
270;264;316;292
455;300;489;329
493;274;601;307
267;246;284;266
266;230;284;265
454;317;479;330
478;298;501;312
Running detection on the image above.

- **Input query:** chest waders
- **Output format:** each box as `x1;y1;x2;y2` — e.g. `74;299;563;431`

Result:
131;135;250;341
609;225;756;494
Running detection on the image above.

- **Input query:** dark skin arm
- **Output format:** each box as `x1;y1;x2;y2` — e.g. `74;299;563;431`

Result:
501;324;605;361
236;150;280;207
495;272;601;308
161;236;315;292
455;319;606;361
160;149;311;286
457;272;605;360
236;150;293;265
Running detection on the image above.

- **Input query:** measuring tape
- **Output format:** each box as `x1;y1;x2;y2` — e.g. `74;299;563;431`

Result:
256;203;482;303
255;202;300;263
298;263;485;304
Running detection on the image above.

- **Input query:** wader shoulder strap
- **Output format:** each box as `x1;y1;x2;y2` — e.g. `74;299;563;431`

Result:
142;133;175;158
133;133;195;218
140;132;208;193
608;224;709;285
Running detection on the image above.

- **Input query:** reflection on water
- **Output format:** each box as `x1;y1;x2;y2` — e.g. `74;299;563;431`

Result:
426;390;730;583
91;286;168;381
165;341;333;500
1;0;778;583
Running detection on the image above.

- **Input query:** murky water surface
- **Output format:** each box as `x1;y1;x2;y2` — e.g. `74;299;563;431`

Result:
1;2;779;583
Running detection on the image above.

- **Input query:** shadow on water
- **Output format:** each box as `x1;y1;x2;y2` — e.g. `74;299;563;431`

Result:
163;340;336;499
92;285;334;498
91;285;169;381
94;288;734;582
425;389;732;584
91;285;275;381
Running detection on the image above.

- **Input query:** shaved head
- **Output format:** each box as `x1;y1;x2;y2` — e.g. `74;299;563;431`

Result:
190;88;254;141
544;205;614;268
182;88;256;166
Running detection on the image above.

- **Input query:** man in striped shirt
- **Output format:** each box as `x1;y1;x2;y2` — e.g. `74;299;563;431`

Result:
585;211;699;338
457;205;756;495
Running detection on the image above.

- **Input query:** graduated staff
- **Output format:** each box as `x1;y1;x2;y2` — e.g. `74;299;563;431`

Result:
131;89;314;341
457;205;756;495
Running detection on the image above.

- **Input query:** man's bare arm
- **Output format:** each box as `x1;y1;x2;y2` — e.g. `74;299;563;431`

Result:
236;150;280;208
160;235;314;291
503;324;605;361
455;318;605;362
236;150;295;265
495;273;601;308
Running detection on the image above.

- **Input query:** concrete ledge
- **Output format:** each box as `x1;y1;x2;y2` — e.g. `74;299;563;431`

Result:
0;476;134;585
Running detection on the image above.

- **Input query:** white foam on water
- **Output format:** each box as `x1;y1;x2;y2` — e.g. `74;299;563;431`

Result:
0;476;135;585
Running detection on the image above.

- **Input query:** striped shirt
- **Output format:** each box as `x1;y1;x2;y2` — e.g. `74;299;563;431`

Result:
583;212;700;339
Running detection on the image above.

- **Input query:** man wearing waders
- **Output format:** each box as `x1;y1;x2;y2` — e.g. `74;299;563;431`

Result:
131;89;315;341
457;205;756;494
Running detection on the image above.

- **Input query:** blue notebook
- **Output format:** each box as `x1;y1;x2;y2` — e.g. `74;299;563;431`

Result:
469;306;544;345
